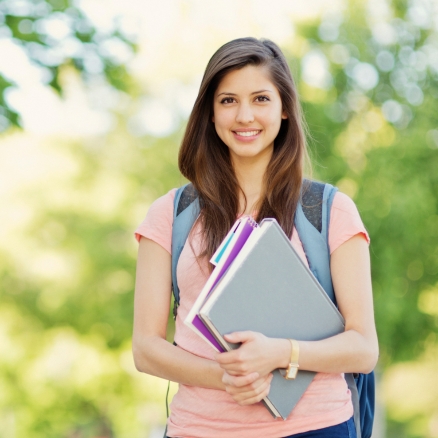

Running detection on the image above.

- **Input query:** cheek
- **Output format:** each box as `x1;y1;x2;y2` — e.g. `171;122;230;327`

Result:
213;111;233;132
263;108;284;129
212;113;229;143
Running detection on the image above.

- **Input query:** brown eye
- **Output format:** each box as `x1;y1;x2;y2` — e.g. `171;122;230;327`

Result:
255;95;270;102
221;97;235;104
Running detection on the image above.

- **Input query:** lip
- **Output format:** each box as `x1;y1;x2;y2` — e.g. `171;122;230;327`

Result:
232;129;262;141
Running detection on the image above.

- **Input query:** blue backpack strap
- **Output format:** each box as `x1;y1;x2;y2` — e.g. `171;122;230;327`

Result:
294;180;338;302
347;371;375;438
171;183;200;318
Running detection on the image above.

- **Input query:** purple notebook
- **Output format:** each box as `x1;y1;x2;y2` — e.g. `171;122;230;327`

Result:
186;217;258;351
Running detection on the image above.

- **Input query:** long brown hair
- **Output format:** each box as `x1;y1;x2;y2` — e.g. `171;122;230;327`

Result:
179;37;310;261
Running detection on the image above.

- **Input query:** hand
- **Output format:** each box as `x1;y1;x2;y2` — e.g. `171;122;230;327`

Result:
215;331;289;378
222;370;273;405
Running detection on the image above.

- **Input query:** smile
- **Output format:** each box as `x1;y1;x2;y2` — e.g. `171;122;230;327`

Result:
233;130;261;137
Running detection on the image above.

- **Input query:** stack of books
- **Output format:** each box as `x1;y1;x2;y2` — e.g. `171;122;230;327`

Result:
184;218;345;419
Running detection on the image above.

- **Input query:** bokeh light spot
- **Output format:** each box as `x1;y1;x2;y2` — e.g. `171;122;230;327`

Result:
418;286;438;316
301;50;333;89
382;99;403;123
352;63;379;91
376;50;395;72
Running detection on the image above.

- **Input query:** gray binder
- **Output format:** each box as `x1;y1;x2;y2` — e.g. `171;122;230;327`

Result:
199;219;345;420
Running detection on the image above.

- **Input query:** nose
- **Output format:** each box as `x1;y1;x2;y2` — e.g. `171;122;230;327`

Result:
236;102;254;124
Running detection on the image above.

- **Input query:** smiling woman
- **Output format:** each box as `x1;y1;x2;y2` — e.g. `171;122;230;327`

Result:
212;65;287;181
133;37;378;438
178;38;308;256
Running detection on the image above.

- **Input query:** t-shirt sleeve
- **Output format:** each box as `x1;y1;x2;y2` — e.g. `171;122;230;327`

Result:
134;188;176;254
329;192;370;254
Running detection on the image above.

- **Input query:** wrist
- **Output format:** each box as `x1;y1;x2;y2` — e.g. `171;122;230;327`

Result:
274;338;293;369
215;363;226;390
283;339;300;380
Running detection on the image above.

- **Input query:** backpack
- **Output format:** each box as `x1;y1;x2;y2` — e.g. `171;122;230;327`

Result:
170;180;375;438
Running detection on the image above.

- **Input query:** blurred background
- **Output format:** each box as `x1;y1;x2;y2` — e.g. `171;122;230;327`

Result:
0;0;437;436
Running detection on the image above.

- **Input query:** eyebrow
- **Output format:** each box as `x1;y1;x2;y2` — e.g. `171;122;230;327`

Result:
217;89;273;97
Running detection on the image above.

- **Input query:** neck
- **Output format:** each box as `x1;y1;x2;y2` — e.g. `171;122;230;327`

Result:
232;156;270;216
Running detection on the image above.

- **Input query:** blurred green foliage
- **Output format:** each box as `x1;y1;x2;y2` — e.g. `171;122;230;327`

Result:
0;0;437;437
0;0;137;130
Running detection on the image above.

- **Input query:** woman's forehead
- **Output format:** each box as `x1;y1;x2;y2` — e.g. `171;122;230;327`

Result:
215;65;278;96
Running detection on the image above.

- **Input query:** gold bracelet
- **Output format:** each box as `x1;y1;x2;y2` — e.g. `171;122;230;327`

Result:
284;339;300;380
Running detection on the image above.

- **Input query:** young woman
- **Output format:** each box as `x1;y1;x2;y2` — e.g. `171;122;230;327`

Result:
133;37;378;438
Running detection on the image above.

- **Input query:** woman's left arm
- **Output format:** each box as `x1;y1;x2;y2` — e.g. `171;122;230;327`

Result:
293;233;379;374
216;234;379;385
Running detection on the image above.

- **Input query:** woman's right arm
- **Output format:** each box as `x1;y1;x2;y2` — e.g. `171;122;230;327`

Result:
133;236;273;400
132;236;226;389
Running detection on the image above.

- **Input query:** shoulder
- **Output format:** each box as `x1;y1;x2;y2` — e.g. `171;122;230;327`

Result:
147;188;177;217
134;188;177;253
329;191;370;254
332;191;358;212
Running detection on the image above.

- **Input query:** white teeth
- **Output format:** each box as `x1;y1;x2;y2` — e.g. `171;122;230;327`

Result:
236;130;260;137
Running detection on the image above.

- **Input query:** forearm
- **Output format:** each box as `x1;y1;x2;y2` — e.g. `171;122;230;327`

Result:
217;237;378;379
133;335;225;390
274;329;379;375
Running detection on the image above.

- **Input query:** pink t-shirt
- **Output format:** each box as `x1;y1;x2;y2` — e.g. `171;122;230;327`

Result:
135;189;370;438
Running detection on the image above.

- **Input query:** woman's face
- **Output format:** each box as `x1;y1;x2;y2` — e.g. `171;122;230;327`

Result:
212;65;286;167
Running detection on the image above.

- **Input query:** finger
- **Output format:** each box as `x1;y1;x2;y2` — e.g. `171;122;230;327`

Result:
224;373;272;395
214;351;239;365
221;368;244;377
222;372;259;388
223;331;254;343
237;382;271;406
215;351;250;372
229;375;273;405
218;360;254;376
215;346;251;366
217;358;252;374
238;374;273;401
